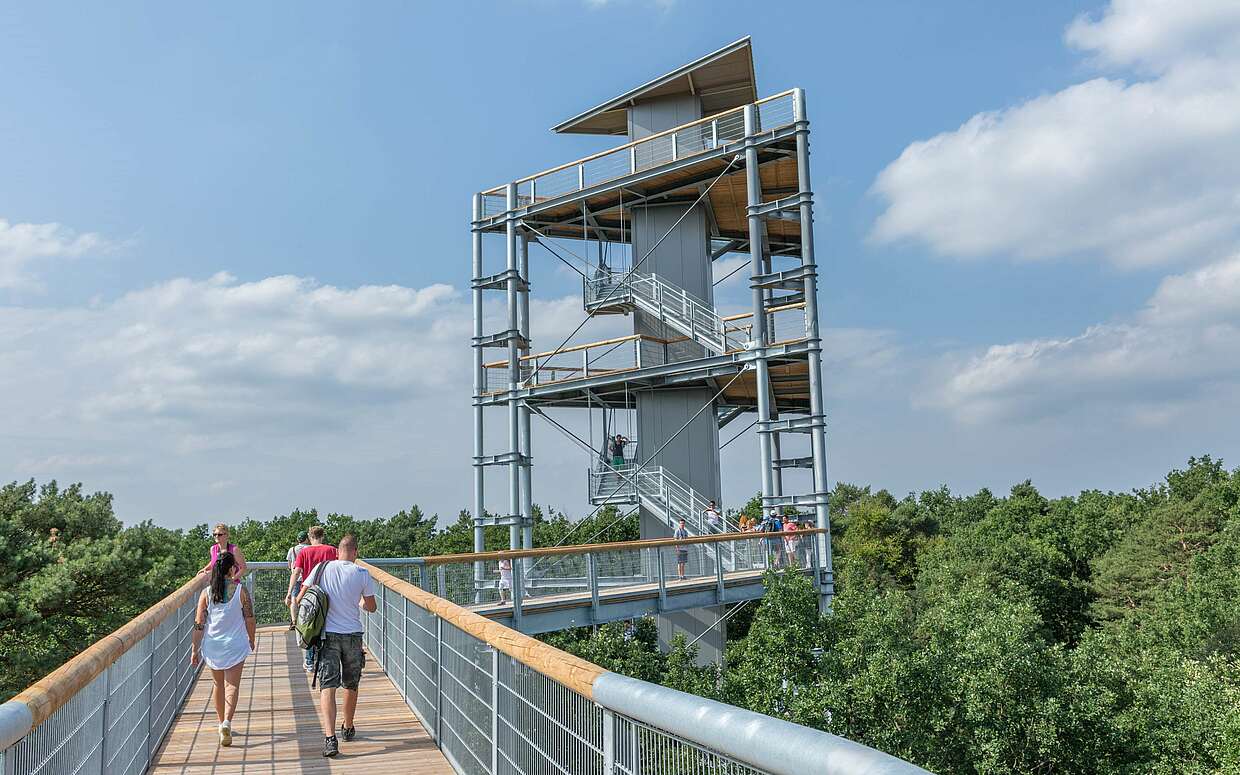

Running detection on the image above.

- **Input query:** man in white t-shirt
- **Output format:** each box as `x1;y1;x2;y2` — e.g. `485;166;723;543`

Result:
299;533;376;757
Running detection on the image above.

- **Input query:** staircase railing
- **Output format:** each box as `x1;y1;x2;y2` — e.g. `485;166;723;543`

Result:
584;272;749;355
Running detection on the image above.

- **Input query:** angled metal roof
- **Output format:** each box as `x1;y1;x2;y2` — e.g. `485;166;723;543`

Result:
551;37;758;135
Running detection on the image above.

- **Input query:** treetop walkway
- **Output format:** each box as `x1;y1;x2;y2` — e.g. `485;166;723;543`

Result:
0;534;930;775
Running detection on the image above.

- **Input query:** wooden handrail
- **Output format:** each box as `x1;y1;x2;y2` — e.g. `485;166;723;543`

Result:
481;89;798;197
414;529;827;566
359;562;607;698
720;301;807;322
482;333;680;369
6;573;208;730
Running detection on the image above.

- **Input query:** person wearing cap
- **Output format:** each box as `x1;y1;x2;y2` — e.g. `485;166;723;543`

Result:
284;530;311;629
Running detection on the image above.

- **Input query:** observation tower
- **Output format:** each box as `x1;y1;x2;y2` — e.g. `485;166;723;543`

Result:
469;38;833;660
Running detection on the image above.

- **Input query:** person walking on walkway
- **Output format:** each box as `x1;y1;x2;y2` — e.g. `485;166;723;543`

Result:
674;517;690;580
298;534;376;758
199;523;247;583
284;531;310;628
293;526;337;672
190;551;256;748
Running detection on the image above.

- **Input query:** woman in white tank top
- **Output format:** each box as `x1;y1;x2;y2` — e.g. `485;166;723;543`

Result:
190;551;256;747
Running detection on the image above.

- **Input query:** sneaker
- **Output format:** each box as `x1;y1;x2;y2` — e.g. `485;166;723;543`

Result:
219;724;232;747
340;724;356;742
323;736;339;757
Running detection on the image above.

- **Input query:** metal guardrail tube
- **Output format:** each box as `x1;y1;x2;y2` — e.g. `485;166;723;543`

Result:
593;672;933;775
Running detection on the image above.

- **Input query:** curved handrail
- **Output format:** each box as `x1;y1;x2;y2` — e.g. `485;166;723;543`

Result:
0;573;208;751
360;557;931;775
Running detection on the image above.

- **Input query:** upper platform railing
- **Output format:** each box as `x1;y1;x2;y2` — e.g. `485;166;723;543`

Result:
479;90;799;218
1;539;930;775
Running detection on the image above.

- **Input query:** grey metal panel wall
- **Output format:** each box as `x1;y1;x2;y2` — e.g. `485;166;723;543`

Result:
636;389;720;504
630;203;712;301
627;94;702;140
627;92;725;666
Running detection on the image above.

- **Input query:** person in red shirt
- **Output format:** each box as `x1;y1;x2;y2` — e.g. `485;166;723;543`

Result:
293;525;337;671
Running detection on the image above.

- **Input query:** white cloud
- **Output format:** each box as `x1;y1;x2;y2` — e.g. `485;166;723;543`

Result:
870;0;1240;268
932;253;1240;425
0;218;109;290
1065;0;1240;72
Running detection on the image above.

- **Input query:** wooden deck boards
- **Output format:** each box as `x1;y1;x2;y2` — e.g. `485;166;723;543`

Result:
150;628;451;775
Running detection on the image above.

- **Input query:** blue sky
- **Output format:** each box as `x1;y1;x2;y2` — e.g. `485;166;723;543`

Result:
2;0;1239;529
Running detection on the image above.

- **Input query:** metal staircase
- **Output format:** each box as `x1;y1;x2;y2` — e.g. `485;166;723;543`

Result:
584;271;748;355
589;463;739;535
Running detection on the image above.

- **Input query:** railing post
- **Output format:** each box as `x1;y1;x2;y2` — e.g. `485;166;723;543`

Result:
711;119;718;149
490;647;499;775
401;596;409;698
578;164;585;191
656;548;666;611
437;565;447;599
715;539;726;601
583;348;589;378
434;616;443;744
629;146;637;174
416;564;425;590
602;708;616;775
99;658;112;775
587;553;600;624
512;558;524;630
143;631;154;766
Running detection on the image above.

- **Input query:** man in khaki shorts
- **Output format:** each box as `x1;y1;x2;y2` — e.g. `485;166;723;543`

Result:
298;533;376;757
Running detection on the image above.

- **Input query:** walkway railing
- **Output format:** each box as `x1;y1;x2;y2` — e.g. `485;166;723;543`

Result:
0;575;205;775
479;90;798;217
359;560;931;775
1;546;930;775
367;532;817;615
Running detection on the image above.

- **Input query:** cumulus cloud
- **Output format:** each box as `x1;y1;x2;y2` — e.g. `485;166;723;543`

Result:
932;253;1240;425
0;218;109;290
870;0;1240;268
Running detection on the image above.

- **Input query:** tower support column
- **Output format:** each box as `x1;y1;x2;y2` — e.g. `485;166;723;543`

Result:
518;234;534;553
743;104;775;506
793;88;834;605
471;193;486;600
505;182;522;552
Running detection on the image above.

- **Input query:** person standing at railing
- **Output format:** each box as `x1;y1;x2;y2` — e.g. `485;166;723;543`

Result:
296;533;376;759
783;518;802;567
674;517;690;581
762;509;784;567
293;526;337;673
284;530;310;630
199;523;247;583
190;551;256;748
498;558;513;603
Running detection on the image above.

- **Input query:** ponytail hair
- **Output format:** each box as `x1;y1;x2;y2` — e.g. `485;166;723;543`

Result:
211;551;237;604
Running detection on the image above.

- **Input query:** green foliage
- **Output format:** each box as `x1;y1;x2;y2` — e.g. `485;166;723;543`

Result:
546;456;1240;774
6;457;1240;774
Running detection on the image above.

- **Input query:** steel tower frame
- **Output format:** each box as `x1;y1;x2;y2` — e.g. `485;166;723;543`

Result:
470;44;833;608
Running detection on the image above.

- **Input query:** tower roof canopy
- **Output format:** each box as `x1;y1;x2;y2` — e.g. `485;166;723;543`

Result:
551;37;757;135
